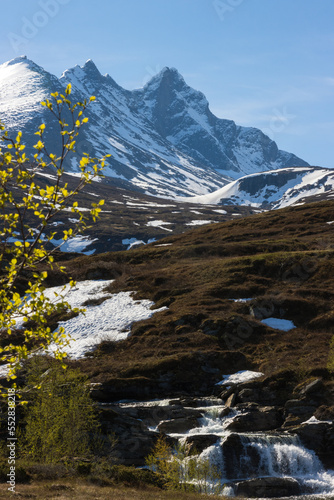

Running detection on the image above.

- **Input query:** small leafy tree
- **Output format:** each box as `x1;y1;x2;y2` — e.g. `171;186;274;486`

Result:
20;357;99;463
146;436;224;494
0;85;108;379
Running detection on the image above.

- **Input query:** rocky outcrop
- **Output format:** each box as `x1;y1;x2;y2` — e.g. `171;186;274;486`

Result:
234;477;301;498
225;405;283;432
90;351;251;401
289;420;334;469
157;416;199;434
97;405;160;466
91;369;333;486
182;434;220;454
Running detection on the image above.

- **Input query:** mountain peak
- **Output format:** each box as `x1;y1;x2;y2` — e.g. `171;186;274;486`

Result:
7;55;27;65
142;66;186;92
2;55;39;70
83;59;100;74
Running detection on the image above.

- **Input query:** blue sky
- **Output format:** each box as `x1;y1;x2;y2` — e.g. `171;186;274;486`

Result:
1;0;333;168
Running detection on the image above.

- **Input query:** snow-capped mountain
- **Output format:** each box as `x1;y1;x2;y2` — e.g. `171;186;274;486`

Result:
0;56;309;198
132;67;309;179
183;166;334;209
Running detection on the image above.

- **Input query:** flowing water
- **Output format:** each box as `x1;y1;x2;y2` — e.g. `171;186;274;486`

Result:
169;404;334;497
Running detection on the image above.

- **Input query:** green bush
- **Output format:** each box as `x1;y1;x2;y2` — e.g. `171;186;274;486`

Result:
20;357;99;463
146;436;224;495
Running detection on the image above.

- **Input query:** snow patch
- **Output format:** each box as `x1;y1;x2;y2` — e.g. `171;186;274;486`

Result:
146;220;173;232
216;370;264;386
51;235;97;255
261;317;296;331
186;220;218;226
43;280;167;358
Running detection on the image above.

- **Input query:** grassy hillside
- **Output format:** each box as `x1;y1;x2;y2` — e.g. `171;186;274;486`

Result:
44;199;334;400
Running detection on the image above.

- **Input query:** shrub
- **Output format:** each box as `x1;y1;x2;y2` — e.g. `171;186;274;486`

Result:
145;436;224;494
20;357;100;463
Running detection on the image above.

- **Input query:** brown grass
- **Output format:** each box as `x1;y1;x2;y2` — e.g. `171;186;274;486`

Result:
0;479;229;500
27;200;334;398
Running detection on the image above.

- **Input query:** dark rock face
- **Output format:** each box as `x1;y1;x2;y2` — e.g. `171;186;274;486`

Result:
134;67;309;178
91;351;252;401
225;406;283;432
2;57;310;199
290;421;334;469
98;406;159;466
234;477;301;498
182;434;220;454
220;433;247;480
157;416;199;434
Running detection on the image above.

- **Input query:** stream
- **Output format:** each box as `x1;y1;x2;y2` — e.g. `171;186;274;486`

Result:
118;397;334;498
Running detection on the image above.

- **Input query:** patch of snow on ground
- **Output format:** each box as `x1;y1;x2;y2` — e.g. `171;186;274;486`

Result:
216;370;264;386
261;317;296;331
146;220;173;232
213;209;227;214
51;235;97;255
186;220;218;226
43;280;167;359
302;416;333;425
122;237;156;250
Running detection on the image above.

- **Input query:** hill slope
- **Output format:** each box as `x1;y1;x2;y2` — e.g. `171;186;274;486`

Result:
183;166;334;208
46;200;334;403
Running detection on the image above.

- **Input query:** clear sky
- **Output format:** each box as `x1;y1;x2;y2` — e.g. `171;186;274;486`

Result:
1;0;333;168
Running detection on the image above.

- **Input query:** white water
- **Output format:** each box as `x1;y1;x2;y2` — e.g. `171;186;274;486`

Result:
167;404;334;497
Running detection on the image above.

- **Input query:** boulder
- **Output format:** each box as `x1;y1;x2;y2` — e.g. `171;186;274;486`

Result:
298;378;324;397
225;406;283;432
97;407;160;466
157;416;199;434
225;392;237;408
290;420;334;469
219;385;236;400
220;433;247;480
238;388;254;402
136;405;202;427
234;477;301;498
314;405;334;421
284;399;317;420
183;434;220;454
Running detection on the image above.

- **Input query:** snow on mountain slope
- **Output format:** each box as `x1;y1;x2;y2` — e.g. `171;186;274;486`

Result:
0;56;59;129
60;60;229;197
183;167;334;209
0;57;310;199
133;67;309;179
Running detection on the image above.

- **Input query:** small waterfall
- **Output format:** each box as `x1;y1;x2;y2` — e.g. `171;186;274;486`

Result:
132;398;334;497
185;408;334;496
238;433;323;478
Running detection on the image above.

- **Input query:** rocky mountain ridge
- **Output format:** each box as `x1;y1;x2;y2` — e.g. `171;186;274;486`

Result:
0;56;309;198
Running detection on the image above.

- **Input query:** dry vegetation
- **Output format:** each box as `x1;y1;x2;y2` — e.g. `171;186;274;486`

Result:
39;199;334;400
0;480;227;500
